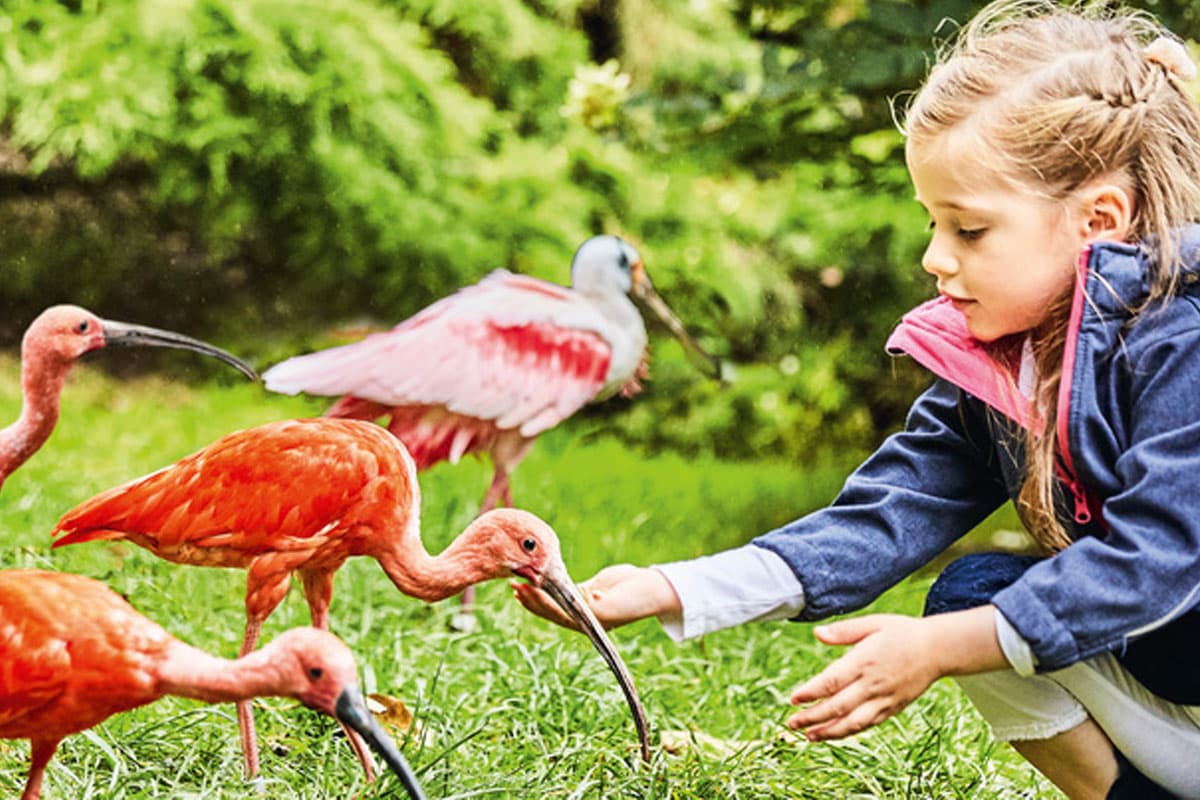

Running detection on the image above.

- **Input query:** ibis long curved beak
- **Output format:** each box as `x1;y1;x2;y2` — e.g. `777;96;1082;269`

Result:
101;319;259;380
540;561;652;762
629;271;721;381
335;687;428;800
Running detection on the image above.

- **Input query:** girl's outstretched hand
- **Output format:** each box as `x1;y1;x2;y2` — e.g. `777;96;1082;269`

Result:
787;607;1005;741
786;614;941;741
511;564;681;631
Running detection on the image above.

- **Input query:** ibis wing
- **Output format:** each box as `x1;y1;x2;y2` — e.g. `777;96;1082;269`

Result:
0;571;178;736
263;271;615;436
0;598;70;728
51;419;410;555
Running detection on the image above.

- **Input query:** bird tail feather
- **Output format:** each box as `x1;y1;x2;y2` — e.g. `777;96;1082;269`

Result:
52;527;125;548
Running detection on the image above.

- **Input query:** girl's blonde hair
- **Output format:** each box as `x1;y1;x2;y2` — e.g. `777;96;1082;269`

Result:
901;0;1200;551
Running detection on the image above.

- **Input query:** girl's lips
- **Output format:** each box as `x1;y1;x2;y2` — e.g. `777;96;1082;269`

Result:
942;294;976;312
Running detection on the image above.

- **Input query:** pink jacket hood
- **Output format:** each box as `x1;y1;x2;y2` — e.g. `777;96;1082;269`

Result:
884;296;1034;429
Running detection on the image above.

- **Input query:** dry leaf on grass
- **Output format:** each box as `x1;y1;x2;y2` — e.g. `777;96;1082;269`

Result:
660;727;804;756
367;693;423;741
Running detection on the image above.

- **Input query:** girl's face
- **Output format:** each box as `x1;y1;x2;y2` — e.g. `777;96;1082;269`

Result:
907;135;1091;342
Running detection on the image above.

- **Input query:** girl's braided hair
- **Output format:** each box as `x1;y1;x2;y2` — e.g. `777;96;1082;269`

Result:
901;0;1200;551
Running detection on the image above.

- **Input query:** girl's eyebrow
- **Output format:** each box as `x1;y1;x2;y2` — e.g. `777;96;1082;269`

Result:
913;186;990;214
911;193;968;209
921;197;988;214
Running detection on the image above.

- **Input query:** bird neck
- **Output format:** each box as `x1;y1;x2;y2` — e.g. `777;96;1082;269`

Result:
157;641;288;704
0;350;67;483
375;519;503;602
579;288;646;355
580;285;642;328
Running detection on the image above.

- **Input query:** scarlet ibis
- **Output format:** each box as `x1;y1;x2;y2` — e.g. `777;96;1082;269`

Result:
0;568;426;800
0;305;258;490
261;234;717;518
50;417;652;771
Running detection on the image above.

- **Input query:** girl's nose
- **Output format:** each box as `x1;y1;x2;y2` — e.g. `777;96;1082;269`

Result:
921;233;958;279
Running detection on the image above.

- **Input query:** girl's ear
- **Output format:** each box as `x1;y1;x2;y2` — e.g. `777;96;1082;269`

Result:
1079;182;1134;243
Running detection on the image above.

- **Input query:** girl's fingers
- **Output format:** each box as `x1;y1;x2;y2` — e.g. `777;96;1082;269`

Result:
791;616;896;704
789;655;856;704
786;697;848;731
787;676;865;729
510;581;578;629
787;615;939;741
811;614;893;646
801;700;891;741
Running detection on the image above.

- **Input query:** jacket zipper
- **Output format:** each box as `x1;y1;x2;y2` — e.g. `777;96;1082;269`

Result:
1055;249;1093;525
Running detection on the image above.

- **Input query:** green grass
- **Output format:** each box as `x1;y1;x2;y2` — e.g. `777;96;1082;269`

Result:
0;360;1055;799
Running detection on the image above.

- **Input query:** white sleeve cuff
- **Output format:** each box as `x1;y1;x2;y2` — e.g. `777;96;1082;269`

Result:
651;545;806;641
994;606;1037;676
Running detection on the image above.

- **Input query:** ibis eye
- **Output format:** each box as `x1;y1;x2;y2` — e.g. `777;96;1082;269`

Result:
77;320;89;333
522;538;537;553
308;667;323;680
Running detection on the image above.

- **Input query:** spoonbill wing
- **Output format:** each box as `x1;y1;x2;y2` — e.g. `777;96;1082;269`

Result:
264;271;615;437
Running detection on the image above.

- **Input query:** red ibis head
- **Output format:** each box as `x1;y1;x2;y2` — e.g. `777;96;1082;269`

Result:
262;628;427;799
469;508;652;761
22;304;257;379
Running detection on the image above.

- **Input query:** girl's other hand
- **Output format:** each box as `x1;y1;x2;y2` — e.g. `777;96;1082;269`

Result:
511;563;681;630
786;606;1004;741
785;613;943;741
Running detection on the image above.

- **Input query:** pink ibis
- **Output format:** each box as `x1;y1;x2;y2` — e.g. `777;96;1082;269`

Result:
0;305;257;490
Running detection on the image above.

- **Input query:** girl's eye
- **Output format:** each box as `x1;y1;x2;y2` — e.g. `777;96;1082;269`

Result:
958;228;986;241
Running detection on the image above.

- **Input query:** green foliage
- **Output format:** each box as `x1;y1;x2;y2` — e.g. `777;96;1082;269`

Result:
0;370;1051;798
0;0;501;315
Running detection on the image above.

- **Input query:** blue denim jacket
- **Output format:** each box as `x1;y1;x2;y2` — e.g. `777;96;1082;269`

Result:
753;231;1200;672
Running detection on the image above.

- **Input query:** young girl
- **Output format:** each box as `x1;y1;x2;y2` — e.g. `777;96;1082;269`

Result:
514;2;1200;797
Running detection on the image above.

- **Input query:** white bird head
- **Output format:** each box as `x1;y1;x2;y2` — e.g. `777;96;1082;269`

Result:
569;234;644;297
570;235;721;379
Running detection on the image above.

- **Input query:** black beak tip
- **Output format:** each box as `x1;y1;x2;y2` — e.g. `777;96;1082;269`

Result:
542;578;653;765
100;320;259;381
335;688;429;800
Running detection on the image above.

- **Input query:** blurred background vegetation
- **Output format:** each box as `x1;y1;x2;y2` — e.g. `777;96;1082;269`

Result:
1;0;1197;465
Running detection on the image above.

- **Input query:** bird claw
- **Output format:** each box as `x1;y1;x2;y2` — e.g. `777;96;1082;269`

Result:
448;610;479;634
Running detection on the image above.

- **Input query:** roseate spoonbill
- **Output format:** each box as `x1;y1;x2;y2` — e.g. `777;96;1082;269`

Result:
0;569;426;800
263;235;717;619
50;417;652;769
0;305;258;491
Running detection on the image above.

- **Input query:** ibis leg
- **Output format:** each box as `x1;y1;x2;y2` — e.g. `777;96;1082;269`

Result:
300;567;377;780
237;616;264;779
22;738;60;800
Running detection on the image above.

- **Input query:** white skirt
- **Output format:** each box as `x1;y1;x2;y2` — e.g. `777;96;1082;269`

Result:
956;652;1200;796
